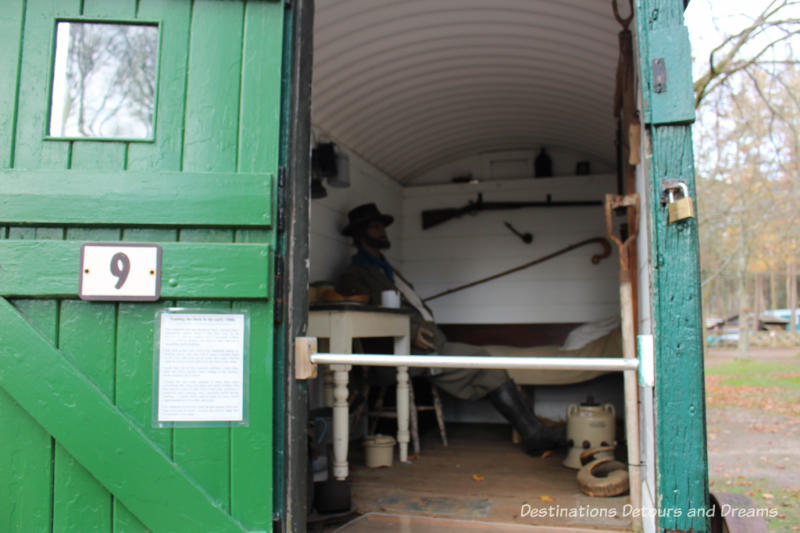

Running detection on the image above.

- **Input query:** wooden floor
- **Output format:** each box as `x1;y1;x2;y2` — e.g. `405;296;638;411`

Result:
332;423;633;532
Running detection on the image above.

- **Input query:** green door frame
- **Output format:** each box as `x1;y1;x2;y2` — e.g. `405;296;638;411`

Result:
636;0;710;531
275;0;314;531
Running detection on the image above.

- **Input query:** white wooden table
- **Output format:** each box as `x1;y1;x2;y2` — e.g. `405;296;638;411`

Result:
307;305;412;480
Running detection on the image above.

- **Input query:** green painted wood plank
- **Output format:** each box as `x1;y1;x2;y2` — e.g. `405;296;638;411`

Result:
7;227;64;240
0;299;57;533
173;228;235;512
116;229;176;440
231;4;282;526
70;142;127;173
113;505;150;533
649;126;709;532
128;0;192;171
0;240;271;299
636;1;709;531
53;447;113;533
36;227;65;239
52;228;119;533
231;302;273;529
59;299;117;399
0;169;273;227
13;0;78;170
0;1;24;168
81;0;136;18
170;301;232;513
0;297;247;533
183;0;244;173
7;227;36;239
114;228;177;533
0;388;53;533
238;0;284;174
115;301;168;533
646;26;695;125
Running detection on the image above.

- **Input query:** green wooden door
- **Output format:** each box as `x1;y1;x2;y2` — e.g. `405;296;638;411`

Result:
636;0;710;531
0;1;284;532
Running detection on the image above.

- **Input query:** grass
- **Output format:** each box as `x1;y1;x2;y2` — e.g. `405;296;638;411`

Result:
705;359;800;416
708;477;800;532
706;360;800;389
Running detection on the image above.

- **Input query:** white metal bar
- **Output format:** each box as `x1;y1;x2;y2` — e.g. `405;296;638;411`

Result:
310;353;639;372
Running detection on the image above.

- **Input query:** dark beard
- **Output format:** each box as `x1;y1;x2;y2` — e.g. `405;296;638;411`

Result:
365;235;391;249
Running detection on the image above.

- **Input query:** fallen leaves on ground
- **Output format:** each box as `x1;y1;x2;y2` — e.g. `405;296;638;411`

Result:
541;450;553;459
472;474;485;481
540;495;554;502
705;375;800;416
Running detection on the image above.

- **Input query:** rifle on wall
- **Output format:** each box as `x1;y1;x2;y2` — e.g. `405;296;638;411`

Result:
421;193;603;230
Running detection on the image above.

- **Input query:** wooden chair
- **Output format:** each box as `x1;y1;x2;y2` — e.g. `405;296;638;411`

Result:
367;377;448;456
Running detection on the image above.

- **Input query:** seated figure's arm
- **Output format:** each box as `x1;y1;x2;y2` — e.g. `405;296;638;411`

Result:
335;264;388;307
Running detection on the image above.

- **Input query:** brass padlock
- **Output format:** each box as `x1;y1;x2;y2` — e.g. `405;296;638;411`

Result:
667;183;694;224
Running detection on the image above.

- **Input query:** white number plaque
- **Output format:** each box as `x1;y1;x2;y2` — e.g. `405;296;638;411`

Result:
79;243;162;301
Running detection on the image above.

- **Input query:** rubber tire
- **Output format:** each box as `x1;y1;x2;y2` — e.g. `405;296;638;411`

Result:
577;458;629;497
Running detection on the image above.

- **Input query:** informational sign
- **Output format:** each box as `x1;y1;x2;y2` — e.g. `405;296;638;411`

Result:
79;243;161;301
154;309;249;426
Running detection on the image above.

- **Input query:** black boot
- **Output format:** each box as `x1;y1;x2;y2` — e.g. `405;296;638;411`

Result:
487;380;565;457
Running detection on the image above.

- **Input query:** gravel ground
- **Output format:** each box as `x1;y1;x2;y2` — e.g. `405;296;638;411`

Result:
704;347;800;532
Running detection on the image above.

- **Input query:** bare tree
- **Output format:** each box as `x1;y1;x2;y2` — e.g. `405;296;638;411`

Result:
693;0;800;109
695;65;800;356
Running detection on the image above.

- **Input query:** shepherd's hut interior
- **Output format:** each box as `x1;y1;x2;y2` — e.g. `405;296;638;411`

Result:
305;0;653;531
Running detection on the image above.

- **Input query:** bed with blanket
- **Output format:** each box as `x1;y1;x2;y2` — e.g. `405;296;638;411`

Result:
483;327;622;385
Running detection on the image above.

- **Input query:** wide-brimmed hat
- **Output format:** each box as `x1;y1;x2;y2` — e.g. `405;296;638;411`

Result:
341;203;394;236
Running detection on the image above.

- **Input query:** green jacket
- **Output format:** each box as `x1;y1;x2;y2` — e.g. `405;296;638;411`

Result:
336;262;448;355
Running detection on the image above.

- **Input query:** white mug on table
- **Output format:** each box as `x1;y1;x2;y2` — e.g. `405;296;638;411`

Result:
380;290;401;308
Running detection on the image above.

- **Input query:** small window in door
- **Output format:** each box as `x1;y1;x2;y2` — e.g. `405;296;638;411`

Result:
49;21;158;140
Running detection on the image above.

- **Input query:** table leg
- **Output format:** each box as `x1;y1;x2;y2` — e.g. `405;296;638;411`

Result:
396;365;410;462
331;363;351;480
323;366;334;407
393;331;411;462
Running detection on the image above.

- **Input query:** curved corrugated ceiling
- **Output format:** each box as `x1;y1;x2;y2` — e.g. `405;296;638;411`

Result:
312;0;624;184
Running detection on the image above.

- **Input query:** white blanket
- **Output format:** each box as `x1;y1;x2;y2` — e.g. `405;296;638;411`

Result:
484;328;622;385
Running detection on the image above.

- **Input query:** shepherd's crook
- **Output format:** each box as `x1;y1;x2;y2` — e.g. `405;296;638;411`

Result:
423;237;611;302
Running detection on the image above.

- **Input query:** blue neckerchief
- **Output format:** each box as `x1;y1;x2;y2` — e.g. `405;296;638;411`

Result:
352;247;394;281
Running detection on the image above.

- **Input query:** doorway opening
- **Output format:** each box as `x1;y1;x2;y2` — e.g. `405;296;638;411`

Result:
304;1;643;530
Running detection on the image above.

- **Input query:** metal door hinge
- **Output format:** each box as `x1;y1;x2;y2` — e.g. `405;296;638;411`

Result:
277;166;286;233
652;58;666;93
274;256;284;324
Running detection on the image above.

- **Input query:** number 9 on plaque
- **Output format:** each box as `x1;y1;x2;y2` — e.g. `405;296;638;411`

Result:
79;243;162;301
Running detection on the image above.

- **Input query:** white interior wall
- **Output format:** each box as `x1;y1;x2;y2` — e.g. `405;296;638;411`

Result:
401;175;620;324
309;149;403;284
310;146;622;325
